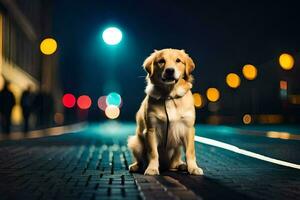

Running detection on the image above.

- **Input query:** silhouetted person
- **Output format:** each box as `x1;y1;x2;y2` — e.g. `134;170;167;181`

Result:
20;86;35;133
0;81;16;134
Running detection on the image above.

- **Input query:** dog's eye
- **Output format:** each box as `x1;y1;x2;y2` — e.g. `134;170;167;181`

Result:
176;58;181;63
158;58;165;64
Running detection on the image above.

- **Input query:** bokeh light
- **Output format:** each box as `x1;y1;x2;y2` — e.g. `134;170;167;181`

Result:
11;105;22;125
206;88;220;102
242;64;257;80
280;80;288;90
102;27;122;45
279;53;294;70
106;92;122;107
98;96;108;111
193;93;203;108
105;105;120;119
226;73;241;88
40;38;57;55
243;114;252;124
62;93;76;108
54;112;64;125
77;95;92;110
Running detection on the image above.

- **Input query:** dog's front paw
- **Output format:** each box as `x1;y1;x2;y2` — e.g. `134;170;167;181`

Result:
188;166;204;175
144;167;159;175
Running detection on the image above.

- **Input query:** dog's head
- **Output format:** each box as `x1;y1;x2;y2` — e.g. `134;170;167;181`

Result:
143;48;195;86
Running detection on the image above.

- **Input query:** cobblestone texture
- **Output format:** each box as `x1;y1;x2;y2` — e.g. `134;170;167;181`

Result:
0;126;299;200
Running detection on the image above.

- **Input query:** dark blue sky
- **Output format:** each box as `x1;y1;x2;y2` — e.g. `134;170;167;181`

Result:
53;0;300;120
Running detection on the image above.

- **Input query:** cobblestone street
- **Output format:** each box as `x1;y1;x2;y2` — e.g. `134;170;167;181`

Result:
0;124;300;200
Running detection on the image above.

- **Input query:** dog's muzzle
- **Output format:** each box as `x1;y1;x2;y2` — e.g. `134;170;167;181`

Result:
162;68;178;83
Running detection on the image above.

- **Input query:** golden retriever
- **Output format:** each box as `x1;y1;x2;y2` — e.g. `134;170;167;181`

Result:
128;48;203;175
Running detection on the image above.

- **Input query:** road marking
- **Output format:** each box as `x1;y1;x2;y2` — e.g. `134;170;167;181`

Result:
195;136;300;170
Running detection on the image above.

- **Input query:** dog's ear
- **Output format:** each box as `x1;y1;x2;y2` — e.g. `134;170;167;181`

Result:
143;52;156;77
184;53;195;77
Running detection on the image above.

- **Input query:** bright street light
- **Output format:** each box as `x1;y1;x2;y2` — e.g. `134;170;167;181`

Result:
40;38;57;55
102;27;122;45
206;88;220;102
242;64;257;80
279;53;294;70
226;73;241;88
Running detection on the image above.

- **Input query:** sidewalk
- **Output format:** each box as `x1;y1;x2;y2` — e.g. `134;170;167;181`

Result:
0;123;86;141
0;124;299;200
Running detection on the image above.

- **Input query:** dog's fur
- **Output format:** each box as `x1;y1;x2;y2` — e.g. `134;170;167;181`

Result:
128;48;203;175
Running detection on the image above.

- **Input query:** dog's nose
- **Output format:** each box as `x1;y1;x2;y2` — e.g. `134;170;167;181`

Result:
165;68;175;76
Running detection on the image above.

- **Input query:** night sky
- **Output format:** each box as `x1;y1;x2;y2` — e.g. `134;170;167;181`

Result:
53;0;300;120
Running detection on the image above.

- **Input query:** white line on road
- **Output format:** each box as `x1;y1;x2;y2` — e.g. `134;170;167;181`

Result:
195;136;300;170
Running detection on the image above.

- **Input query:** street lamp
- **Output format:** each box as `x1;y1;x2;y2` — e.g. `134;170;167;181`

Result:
102;27;122;45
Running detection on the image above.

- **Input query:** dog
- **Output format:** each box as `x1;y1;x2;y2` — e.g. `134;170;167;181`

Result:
128;48;203;175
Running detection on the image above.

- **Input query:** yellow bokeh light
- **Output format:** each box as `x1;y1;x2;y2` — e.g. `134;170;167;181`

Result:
40;38;57;55
242;64;257;80
279;53;294;70
243;114;252;124
11;105;22;125
226;73;240;88
206;88;220;102
105;105;120;119
267;131;290;140
193;93;203;108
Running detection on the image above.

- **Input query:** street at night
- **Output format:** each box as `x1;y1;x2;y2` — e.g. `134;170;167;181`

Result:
1;0;300;199
0;123;300;200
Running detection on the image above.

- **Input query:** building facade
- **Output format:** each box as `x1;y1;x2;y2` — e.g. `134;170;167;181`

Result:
0;0;60;125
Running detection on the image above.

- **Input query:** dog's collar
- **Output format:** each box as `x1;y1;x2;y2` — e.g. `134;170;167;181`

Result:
145;83;188;100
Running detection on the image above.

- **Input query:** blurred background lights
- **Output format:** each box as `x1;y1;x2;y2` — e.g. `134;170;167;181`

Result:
193;93;203;108
106;92;122;107
40;38;57;55
54;112;64;125
11;105;22;125
208;102;219;112
226;73;241;88
102;27;122;45
206;88;220;102
105;105;120;119
62;93;76;108
243;114;252;124
77;95;92;109
98;96;108;111
279;53;294;70
279;80;288;99
280;80;288;90
242;64;257;80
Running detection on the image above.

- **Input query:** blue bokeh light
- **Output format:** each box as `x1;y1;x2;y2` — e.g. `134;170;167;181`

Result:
102;27;122;45
106;92;122;107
